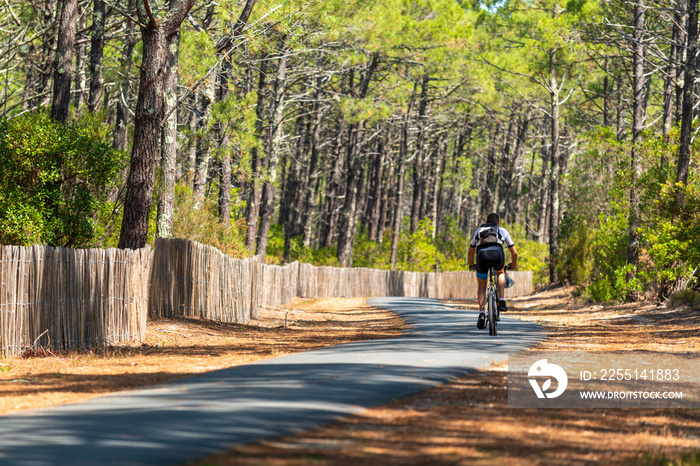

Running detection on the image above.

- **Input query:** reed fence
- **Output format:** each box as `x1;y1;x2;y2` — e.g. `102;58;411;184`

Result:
1;238;533;356
287;263;531;305
148;238;262;323
0;245;149;356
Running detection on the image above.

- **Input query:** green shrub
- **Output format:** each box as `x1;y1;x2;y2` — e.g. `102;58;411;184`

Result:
0;112;126;246
353;230;392;269
587;277;615;302
395;219;445;272
170;183;249;258
557;221;593;286
501;223;549;289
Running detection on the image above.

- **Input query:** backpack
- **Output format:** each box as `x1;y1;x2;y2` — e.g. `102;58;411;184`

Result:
475;223;503;247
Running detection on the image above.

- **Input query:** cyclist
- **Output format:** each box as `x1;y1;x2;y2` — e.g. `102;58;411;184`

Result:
467;213;518;329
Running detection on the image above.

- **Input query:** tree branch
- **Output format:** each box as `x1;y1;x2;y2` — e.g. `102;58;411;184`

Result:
163;0;197;36
103;0;146;28
142;0;158;26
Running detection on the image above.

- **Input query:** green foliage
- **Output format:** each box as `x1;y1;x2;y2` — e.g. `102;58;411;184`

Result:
178;29;217;87
266;225;340;266
170;183;249;258
353;231;393;269
560;126;700;302
583;212;630;302
557;221;593;286
395;219;445;272
210;90;259;182
265;225;288;264
503;223;550;289
436;217;469;271
0;112;126;247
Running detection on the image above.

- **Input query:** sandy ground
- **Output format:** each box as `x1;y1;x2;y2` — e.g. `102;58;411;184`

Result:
191;289;700;466
0;297;404;416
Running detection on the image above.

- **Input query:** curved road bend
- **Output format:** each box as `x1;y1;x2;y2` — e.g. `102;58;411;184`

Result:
0;297;545;466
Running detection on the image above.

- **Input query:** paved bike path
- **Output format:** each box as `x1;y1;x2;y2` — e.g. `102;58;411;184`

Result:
0;297;545;466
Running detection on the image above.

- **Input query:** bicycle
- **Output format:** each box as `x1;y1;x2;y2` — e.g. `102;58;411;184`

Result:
471;263;512;336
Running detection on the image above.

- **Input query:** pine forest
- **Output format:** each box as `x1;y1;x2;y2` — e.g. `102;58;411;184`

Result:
1;0;700;303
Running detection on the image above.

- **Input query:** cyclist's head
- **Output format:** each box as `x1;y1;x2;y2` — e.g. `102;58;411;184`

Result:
486;213;499;224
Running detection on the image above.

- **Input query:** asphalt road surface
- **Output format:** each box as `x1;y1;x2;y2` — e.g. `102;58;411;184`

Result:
0;297;545;466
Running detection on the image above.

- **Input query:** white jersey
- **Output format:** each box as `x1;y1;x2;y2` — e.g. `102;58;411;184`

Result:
469;225;515;248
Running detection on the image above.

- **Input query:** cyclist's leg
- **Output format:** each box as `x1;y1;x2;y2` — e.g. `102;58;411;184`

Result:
476;275;487;312
475;247;489;312
493;247;507;312
494;268;507;313
476;274;487;328
475;249;489;329
495;268;506;299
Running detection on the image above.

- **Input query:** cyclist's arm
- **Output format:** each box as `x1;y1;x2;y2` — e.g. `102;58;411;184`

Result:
467;245;476;268
508;245;518;269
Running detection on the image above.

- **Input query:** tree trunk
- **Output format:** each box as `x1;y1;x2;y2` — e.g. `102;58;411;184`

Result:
536;126;550;243
217;63;233;225
336;121;366;266
368;125;387;242
301;79;324;247
481;122;499;218
282;111;305;261
36;0;58;109
410;73;429;234
216;0;257;224
675;0;688;127
627;0;648;300
280;108;305;227
337;52;379;266
497;104;518;214
548;46;562;284
391;83;417;269
661;3;681;160
431;135;446;239
51;0;78;122
512;115;530;226
118;0;197;249
155;31;180;239
603;58;611;128
391;121;409;270
319;119;345;248
377;133;394;245
192;70;218;200
615;74;626;142
524;144;537;238
245;58;268;251
113;0;136;151
73;13;86;112
22;44;37;112
88;0;106;113
256;47;288;259
677;0;698;189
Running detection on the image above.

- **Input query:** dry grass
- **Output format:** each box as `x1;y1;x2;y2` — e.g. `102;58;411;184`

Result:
191;289;700;466
0;297;404;416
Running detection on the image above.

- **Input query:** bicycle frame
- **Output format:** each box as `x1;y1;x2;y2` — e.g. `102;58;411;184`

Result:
486;266;499;336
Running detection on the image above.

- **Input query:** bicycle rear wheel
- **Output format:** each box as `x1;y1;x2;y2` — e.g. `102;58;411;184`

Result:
487;289;498;336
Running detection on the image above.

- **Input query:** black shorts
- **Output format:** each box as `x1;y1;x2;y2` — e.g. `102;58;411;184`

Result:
476;245;505;276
